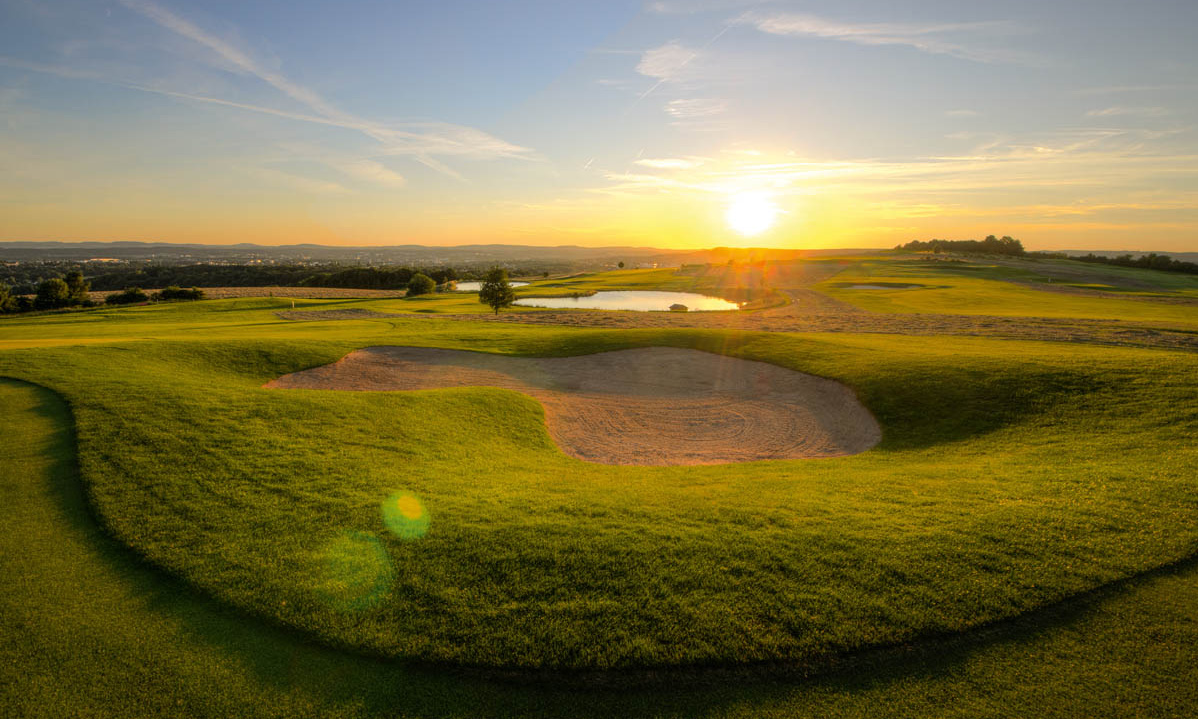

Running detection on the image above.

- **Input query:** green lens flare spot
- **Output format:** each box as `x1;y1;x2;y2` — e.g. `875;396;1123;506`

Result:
383;491;431;540
311;530;394;612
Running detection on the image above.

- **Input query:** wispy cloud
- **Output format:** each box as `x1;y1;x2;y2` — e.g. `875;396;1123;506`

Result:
636;41;699;82
113;0;534;179
330;159;407;188
743;12;1036;64
1086;106;1170;118
648;0;763;14
634;157;705;170
665;98;728;118
946;109;981;118
1072;85;1179;96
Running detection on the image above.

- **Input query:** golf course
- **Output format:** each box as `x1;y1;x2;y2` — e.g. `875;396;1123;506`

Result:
1;254;1196;717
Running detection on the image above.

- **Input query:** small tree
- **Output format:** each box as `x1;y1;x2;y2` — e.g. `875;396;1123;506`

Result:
34;278;71;310
406;273;435;296
478;267;515;315
64;270;90;305
0;284;17;313
618;261;625;269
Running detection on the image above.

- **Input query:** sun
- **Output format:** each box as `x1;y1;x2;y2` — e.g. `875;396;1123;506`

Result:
725;192;779;237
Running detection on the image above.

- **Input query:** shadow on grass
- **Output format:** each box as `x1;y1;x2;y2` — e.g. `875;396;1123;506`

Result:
8;376;1197;717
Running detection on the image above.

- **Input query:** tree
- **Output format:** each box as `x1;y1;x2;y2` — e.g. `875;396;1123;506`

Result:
618;261;625;269
478;267;516;315
34;278;71;310
406;273;435;296
0;284;17;313
64;269;90;305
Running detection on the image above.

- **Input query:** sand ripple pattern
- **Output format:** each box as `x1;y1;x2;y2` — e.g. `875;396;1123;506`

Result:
266;347;881;465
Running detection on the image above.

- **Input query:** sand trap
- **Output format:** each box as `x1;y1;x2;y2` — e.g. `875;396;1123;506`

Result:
266;347;881;465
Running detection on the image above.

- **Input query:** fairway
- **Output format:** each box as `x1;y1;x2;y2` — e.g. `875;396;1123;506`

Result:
2;256;1197;716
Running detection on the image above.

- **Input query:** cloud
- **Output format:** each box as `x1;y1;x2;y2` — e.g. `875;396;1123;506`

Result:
634;157;704;170
331;159;406;187
1086;106;1169;118
1072;85;1177;96
665;98;728;118
647;0;762;14
946;109;981;118
115;0;534;178
743;12;1035;64
636;41;699;82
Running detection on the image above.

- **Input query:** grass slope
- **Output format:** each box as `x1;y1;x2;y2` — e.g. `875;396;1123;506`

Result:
2;379;1196;718
0;298;1195;670
819;258;1198;325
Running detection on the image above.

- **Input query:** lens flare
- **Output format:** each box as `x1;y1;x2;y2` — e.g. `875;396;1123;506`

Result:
312;530;394;612
383;491;431;539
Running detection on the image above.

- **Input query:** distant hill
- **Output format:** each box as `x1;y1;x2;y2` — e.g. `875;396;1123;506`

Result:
0;241;886;266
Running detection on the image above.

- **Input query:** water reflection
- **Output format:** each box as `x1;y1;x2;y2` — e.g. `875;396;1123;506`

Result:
453;281;529;291
514;290;740;312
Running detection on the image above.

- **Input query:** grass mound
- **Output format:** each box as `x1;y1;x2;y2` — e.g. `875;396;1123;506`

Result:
1;311;1195;670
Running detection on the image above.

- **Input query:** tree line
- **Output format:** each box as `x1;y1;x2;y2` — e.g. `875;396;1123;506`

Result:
0;269;207;314
1;260;554;295
1068;252;1198;275
895;235;1025;256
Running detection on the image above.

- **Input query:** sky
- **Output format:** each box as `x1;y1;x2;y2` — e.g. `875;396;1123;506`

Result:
1;0;1196;251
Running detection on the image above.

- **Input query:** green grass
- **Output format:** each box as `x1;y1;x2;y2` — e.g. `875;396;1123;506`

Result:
0;299;1195;671
2;261;1197;714
820;258;1198;325
3;378;1196;718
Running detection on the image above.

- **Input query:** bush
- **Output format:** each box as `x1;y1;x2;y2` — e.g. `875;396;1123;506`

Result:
159;286;205;301
105;287;149;305
406;273;435;296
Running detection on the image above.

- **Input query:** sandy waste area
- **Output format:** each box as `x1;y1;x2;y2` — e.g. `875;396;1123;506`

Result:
266;346;881;465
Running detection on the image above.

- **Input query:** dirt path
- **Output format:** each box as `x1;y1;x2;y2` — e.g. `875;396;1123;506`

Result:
266;347;881;465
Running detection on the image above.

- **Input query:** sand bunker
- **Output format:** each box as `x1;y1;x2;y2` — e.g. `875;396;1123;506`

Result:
266;347;881;465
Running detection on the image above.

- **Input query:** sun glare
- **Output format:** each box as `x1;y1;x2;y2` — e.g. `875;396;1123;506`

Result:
725;192;779;237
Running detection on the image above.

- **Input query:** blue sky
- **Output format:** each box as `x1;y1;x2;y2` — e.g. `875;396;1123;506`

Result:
1;0;1195;249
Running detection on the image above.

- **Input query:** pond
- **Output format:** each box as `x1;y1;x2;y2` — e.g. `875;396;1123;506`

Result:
454;281;529;291
514;290;741;312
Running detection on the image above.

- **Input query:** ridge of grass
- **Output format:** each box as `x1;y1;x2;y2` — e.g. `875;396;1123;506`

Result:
0;304;1194;669
3;378;1196;718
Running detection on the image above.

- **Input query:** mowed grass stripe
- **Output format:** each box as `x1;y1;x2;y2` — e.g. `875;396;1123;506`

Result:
2;378;1197;717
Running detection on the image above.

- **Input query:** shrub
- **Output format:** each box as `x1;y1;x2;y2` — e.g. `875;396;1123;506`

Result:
406;273;435;296
159;286;205;301
105;287;149;305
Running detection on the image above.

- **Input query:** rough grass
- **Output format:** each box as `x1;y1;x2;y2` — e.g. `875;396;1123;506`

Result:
2;378;1196;718
0;300;1195;671
819;259;1198;325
